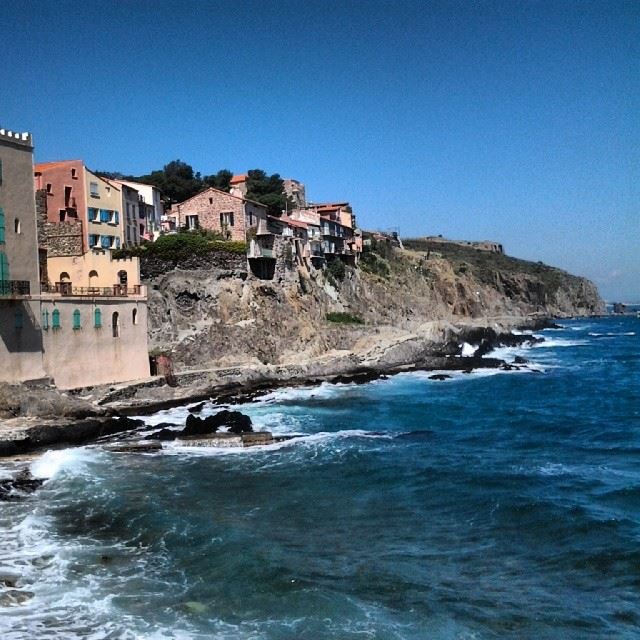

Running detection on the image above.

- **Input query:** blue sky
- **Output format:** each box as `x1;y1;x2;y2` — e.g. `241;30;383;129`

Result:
1;0;638;300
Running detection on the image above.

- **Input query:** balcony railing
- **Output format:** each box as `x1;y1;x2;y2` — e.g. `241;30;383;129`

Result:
0;280;31;297
41;283;143;297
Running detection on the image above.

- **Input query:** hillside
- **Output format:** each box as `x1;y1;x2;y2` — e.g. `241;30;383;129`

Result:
145;238;604;370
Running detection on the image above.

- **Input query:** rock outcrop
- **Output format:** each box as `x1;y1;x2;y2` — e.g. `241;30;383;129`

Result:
146;242;603;371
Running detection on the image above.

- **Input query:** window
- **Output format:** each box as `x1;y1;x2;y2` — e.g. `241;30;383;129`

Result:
64;186;72;207
0;207;4;243
105;186;111;195
0;252;9;283
113;211;119;224
46;183;52;194
132;308;138;325
90;182;99;197
220;211;234;227
42;310;49;330
89;234;99;248
112;312;119;338
248;211;254;226
14;310;23;330
59;210;66;222
14;219;20;234
209;197;213;204
94;308;102;328
52;308;61;329
99;209;110;222
88;207;98;221
72;309;81;330
59;272;71;282
88;270;98;286
186;214;199;230
101;235;111;249
115;237;121;249
71;168;77;179
118;270;128;285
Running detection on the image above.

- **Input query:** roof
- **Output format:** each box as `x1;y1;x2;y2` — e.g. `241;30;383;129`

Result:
314;202;349;211
269;215;309;229
34;160;82;172
174;186;267;209
230;174;248;185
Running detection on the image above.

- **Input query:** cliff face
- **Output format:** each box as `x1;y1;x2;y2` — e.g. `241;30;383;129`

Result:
146;243;604;370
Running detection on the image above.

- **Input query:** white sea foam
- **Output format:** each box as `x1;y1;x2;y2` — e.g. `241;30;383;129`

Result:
29;447;103;481
531;338;588;348
460;342;476;357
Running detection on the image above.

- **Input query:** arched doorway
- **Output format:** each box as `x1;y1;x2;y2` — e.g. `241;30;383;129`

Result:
112;311;120;338
88;270;99;289
117;270;128;285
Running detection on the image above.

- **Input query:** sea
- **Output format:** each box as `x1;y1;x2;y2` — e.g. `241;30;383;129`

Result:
1;313;639;639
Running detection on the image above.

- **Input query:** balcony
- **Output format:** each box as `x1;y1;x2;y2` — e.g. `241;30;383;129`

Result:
41;283;144;297
0;280;31;297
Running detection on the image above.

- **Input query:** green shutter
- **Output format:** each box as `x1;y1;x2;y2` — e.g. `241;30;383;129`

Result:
0;208;5;243
73;309;81;330
0;252;9;290
94;308;102;328
52;309;61;329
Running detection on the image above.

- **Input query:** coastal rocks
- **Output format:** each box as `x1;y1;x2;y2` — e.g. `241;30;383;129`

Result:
0;469;44;501
0;590;34;606
148;410;253;441
429;374;451;381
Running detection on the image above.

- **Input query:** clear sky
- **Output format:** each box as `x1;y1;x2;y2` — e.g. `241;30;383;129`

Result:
1;0;637;300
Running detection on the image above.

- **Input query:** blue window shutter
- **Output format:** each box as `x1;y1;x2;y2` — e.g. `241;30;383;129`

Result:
115;237;121;249
114;211;119;224
0;251;9;282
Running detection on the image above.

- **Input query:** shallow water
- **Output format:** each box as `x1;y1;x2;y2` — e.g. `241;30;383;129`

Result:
1;315;639;639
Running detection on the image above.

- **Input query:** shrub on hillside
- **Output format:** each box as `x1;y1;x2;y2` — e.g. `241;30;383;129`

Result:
326;312;364;325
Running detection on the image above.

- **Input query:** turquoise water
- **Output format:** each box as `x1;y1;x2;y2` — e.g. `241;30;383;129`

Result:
1;315;639;639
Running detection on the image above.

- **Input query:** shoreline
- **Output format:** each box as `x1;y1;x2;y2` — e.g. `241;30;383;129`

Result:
0;315;562;458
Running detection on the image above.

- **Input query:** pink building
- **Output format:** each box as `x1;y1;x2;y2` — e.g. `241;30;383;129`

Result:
170;187;267;242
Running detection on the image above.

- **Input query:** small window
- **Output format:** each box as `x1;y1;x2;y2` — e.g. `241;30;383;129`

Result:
72;309;81;330
59;272;71;282
14;310;23;330
132;308;138;325
89;234;99;248
94;308;102;328
88;207;98;221
52;308;61;329
59;210;66;222
105;186;111;195
90;182;99;197
71;168;77;179
209;197;213;204
14;219;20;234
42;310;49;330
46;183;52;194
229;212;234;227
112;312;119;338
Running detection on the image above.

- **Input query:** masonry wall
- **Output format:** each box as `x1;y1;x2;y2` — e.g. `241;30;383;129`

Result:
43;220;83;257
41;297;149;389
174;188;266;242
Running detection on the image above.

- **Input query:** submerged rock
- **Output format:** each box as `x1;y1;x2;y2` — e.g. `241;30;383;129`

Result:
0;469;44;501
429;374;451;381
0;590;34;606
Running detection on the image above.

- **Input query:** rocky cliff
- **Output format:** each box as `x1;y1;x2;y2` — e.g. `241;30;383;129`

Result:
146;240;604;370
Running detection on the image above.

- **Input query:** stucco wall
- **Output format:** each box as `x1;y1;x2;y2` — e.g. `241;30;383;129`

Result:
173;188;266;242
0;299;46;382
34;160;85;226
84;169;123;250
41;297;149;389
0;132;41;288
47;253;142;288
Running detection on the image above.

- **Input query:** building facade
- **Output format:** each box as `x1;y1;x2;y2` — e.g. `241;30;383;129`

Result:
115;179;163;239
2;128;149;389
170;187;267;242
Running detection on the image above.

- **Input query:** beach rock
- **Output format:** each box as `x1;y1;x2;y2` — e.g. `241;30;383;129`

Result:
0;590;34;606
146;428;181;441
0;469;44;501
514;356;529;364
429;374;451;381
183;410;253;436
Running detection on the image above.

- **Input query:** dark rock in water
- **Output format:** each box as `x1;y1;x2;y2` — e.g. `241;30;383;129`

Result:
500;363;520;371
105;441;163;452
462;369;473;374
188;402;206;414
0;571;21;588
0;590;35;606
429;374;451;381
514;356;529;364
183;410;253;436
146;428;180;441
0;469;44;501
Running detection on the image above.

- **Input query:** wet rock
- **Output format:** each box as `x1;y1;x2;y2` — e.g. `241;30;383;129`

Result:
428;374;451;381
146;428;181;441
0;469;44;501
104;441;163;453
0;570;21;588
514;356;529;364
183;410;253;436
188;402;206;414
0;590;34;606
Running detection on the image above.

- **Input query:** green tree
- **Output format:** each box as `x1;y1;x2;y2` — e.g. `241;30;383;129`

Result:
203;169;233;192
244;169;294;216
138;160;203;204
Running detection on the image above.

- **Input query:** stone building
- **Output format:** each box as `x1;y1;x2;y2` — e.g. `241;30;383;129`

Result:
170;187;267;242
1;128;149;389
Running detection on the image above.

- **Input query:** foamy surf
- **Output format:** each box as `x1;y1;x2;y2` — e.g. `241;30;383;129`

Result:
29;447;104;481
